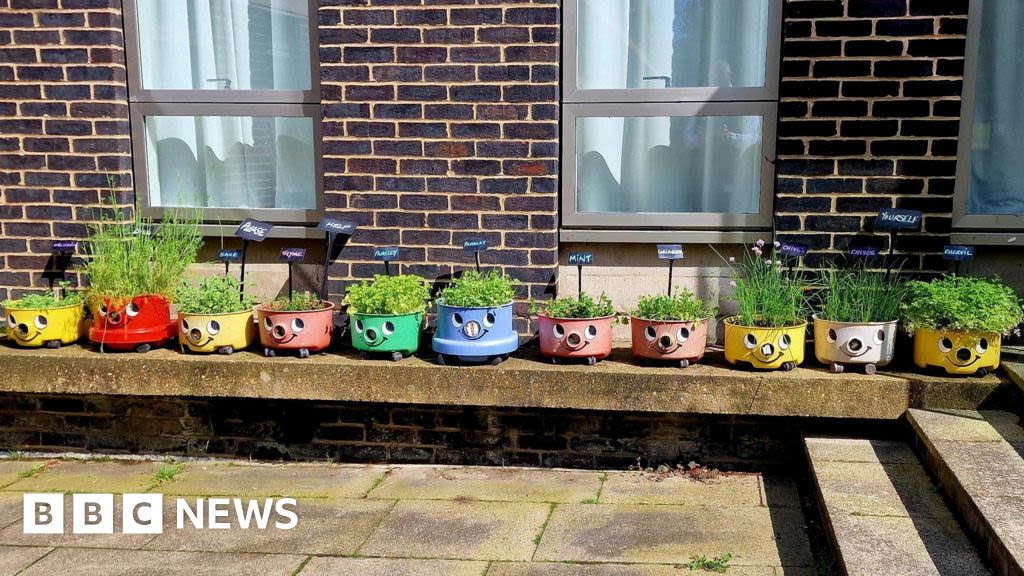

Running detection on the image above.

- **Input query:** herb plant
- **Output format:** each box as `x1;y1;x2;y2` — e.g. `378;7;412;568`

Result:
3;281;83;310
438;270;517;308
818;267;907;324
264;291;330;312
535;292;615;319
685;552;732;573
343;274;430;315
902;275;1024;334
718;240;806;327
632;289;717;322
176;276;258;315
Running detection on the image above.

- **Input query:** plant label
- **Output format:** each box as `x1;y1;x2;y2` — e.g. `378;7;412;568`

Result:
850;246;879;258
943;245;974;261
568;252;593;266
656;244;684;260
235;218;274;242
373;246;400;261
463;239;487;252
52;240;77;253
217;249;241;262
779;242;809;257
317;217;357;237
280;248;306;262
874;208;922;231
131;226;152;236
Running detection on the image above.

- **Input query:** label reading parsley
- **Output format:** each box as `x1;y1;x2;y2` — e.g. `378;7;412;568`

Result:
463;239;487;252
373;246;400;261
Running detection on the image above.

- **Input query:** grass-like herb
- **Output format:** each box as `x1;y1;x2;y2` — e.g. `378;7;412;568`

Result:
717;240;807;328
817;267;907;324
176;276;258;315
902;275;1024;334
264;291;331;312
533;292;615;319
632;289;717;322
686;552;732;572
152;463;184;485
2;281;83;310
343;274;430;315
438;270;517;308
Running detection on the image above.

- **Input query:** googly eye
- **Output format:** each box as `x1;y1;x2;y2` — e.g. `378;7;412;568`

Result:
744;333;757;350
34;315;47;330
976;338;989;354
644;326;657;342
7;314;15;326
451;313;464;328
938;337;953;353
483;312;496;328
207;320;220;335
291;318;304;333
778;334;792;351
874;329;886;344
584;325;598;340
263;316;273;331
181;319;190;333
98;305;107;317
552;323;565;340
354;319;363;333
826;329;837;343
126;302;140;317
382;321;395;336
677;326;690;343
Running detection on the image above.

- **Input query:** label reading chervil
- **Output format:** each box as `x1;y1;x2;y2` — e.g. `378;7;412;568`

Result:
52;240;77;253
463;239;487;252
656;244;684;260
850;246;879;258
874;208;922;231
280;248;306;262
779;242;809;257
373;246;400;261
317;218;357;236
234;218;274;242
568;252;593;266
217;249;241;262
943;245;974;261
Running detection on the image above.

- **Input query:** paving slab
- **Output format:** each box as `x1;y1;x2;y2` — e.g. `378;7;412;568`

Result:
809;460;951;519
0;460;44;489
144;498;392;555
359;500;552;561
159;462;382;498
533;503;811;568
980;410;1024;448
760;475;802;509
0;545;50;574
909;409;1005;443
0;496;157;549
804;437;920;464
2;460;161;493
369;466;602;503
598;471;761;507
17;548;305;576
486;562;778;575
0;491;24;528
300;557;489;576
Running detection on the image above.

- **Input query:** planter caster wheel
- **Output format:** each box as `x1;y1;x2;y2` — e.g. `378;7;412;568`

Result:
44;340;61;350
135;343;151;354
217;345;234;356
678;359;690;369
436;353;448;366
781;361;796;372
359;351;370;359
298;348;310;359
489;355;505;366
975;368;989;377
585;356;597;366
549;356;559;365
829;362;844;374
864;363;877;375
390;351;403;362
264;347;276;357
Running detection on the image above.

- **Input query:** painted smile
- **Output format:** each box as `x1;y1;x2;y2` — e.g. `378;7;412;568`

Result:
947;354;979;368
841;345;872;358
753;351;783;364
191;336;214;347
364;335;389;348
14;330;39;343
461;328;489;341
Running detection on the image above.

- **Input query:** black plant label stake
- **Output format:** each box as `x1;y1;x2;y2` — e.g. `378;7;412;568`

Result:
374;246;400;276
943;244;974;276
316;217;358;301
778;241;809;280
45;240;77;290
280;247;306;300
234;218;274;302
463;238;487;273
656;244;684;297
217;248;241;277
874;208;922;276
567;251;593;300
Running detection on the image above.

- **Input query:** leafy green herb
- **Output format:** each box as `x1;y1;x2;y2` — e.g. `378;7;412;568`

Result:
685;552;732;573
717;240;807;328
264;291;331;312
632;289;717;322
3;281;83;310
534;292;615;319
902;275;1024;334
343;274;430;315
176;276;258;315
438;270;517;308
817;267;907;324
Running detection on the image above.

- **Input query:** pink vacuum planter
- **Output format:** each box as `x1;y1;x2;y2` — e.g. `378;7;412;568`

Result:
630;318;709;368
257;302;336;358
537;314;615;365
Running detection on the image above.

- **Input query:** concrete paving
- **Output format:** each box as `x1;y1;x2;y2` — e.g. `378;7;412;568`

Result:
0;458;815;575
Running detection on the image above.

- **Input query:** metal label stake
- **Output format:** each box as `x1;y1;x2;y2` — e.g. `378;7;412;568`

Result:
943;245;974;276
567;251;593;299
234;218;274;301
874;208;922;276
656;244;684;297
778;242;809;279
316;217;358;301
463;239;487;273
374;246;400;276
218;248;241;277
280;247;306;300
46;240;77;290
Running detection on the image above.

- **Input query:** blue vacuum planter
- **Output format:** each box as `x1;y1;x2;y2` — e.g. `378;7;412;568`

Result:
432;301;519;365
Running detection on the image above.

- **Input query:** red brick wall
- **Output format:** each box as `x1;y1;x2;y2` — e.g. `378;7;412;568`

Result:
0;0;132;301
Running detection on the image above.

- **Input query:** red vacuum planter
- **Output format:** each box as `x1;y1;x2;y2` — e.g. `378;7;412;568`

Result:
630;317;709;368
256;303;336;358
88;294;176;353
537;314;615;365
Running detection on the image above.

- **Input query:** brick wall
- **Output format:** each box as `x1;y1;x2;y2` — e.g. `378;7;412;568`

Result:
776;0;967;271
318;1;560;329
0;0;133;301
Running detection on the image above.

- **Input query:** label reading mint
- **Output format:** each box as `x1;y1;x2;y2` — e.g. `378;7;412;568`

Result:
875;208;922;231
234;218;273;242
317;217;357;236
568;252;593;266
850;246;879;258
373;246;400;261
280;247;306;262
463;239;488;252
943;245;974;261
217;249;241;262
779;242;809;257
656;244;684;260
52;240;77;253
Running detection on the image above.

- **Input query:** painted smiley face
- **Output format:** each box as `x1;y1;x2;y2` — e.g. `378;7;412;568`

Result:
180;318;224;348
263;315;304;344
96;297;150;328
6;311;48;343
551;322;599;351
825;327;886;359
353;317;394;348
937;334;991;368
742;331;794;364
642;324;691;355
450;309;499;341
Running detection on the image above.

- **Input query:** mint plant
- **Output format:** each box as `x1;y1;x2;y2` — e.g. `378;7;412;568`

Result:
534;292;615;319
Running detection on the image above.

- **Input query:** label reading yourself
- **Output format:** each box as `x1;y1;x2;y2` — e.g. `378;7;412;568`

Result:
779;242;809;257
235;218;274;242
217;249;241;262
875;208;922;231
850;246;879;258
52;240;77;253
317;218;357;236
943;245;975;261
656;244;684;260
463;239;488;252
373;246;400;261
568;252;593;266
280;248;306;262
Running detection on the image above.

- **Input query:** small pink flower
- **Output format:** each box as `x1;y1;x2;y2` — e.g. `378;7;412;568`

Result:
775;260;782;266
765;258;773;265
755;239;765;248
773;241;781;248
752;247;762;257
729;280;737;288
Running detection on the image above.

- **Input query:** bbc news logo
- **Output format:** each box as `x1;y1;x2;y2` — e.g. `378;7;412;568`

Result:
23;494;298;534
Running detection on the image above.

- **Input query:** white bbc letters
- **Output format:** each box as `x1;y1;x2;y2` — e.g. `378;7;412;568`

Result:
123;494;163;534
23;494;63;534
73;494;114;534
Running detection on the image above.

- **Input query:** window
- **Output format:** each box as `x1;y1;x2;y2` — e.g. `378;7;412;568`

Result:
954;0;1024;236
562;0;781;239
123;0;322;225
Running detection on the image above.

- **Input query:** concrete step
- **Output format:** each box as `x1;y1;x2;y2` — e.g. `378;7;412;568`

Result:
806;436;991;576
909;409;1024;576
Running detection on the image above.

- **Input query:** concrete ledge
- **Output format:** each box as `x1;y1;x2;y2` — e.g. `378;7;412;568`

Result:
0;343;1005;419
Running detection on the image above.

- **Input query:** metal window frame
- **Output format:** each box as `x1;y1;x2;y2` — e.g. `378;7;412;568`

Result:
952;0;1024;239
130;102;325;225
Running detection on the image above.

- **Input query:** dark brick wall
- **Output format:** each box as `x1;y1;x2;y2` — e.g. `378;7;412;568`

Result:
0;0;132;301
776;0;968;270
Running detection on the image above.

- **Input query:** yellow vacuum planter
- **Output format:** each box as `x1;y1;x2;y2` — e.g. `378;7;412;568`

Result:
724;317;807;371
5;303;85;348
178;309;255;355
912;328;1000;376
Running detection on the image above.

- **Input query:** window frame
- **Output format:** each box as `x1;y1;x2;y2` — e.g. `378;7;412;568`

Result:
952;0;1024;239
561;0;782;240
122;0;323;226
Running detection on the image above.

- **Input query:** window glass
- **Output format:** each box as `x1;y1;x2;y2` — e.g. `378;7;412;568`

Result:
575;115;763;214
136;0;311;91
577;0;769;90
144;115;316;210
966;1;1024;215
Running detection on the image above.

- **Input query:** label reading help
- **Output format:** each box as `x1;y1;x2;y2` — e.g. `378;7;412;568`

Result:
568;252;593;266
656;244;684;260
235;218;274;242
317;217;357;236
